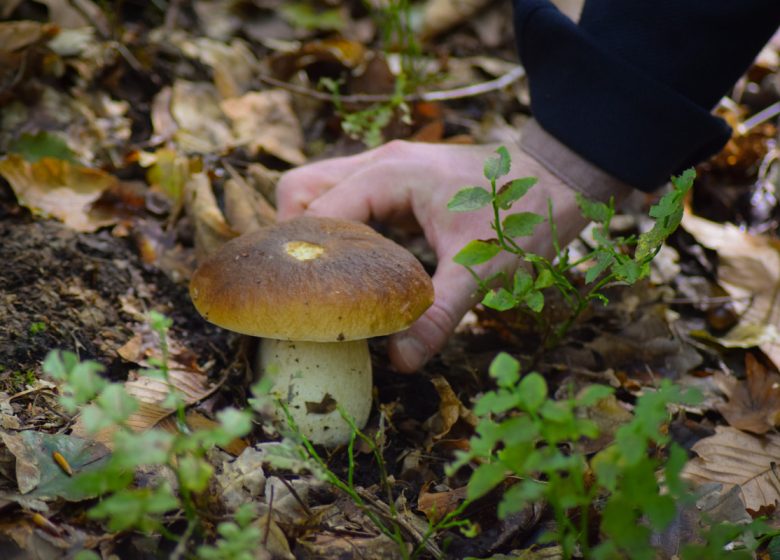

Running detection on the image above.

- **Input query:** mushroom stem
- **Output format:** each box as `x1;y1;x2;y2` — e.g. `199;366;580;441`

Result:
256;338;372;447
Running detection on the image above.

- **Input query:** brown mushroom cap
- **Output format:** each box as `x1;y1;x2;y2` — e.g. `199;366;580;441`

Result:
189;216;434;341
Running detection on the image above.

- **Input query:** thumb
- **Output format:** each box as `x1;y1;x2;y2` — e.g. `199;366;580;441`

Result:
387;259;479;373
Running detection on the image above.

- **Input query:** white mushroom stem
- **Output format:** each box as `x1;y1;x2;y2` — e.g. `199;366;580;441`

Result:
256;338;372;447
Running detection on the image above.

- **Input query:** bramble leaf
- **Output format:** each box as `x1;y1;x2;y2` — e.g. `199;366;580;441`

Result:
484;146;511;181
496;177;537;209
467;462;507;500
576;193;612;224
453;239;501;266
447;186;492;212
489;352;520;387
482;287;515;311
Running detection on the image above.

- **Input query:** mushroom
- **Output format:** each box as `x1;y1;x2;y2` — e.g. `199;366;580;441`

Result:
189;216;433;446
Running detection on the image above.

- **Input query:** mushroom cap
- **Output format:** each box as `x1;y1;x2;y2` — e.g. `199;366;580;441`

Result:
189;216;434;341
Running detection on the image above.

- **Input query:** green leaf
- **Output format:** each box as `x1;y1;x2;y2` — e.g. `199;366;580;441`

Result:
489;352;520;387
585;250;613;284
453;239;501;266
473;390;521;415
576;193;612;224
576;384;614;407
611;257;643;283
497;480;545;518
496;177;537;209
96;384;138;425
518;373;547;412
482;287;515;311
534;268;554;290
484;146;511;181
523;290;544;313
9;131;78;163
513;269;533;296
279;2;345;31
502;212;544;238
467;462;506;500
178;456;213;493
447;186;493;212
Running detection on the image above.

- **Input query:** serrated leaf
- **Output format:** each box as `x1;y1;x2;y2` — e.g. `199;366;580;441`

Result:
534;268;554;290
518;373;547;412
523;289;544;313
576;193;612;224
503;212;544;238
489;352;520;387
453;239;501;266
585;250;613;284
482;287;516;311
484;146;511;181
496;177;536;209
447;186;492;212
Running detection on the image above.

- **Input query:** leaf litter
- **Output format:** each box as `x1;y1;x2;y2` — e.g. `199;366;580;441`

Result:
2;0;780;558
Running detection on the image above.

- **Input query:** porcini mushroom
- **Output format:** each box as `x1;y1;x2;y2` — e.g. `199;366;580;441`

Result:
189;216;433;446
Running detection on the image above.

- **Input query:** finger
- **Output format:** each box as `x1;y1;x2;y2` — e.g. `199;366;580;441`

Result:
387;258;479;373
276;150;387;220
304;163;414;224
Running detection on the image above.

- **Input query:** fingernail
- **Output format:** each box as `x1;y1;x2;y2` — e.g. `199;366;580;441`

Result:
392;335;428;373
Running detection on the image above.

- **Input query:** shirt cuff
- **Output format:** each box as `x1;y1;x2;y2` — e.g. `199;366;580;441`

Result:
520;119;634;204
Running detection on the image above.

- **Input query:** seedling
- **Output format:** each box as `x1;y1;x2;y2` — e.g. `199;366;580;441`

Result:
448;146;695;346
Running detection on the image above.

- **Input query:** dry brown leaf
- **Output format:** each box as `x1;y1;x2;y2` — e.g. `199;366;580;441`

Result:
0;20;53;53
0;155;117;232
420;0;493;40
682;212;780;368
716;354;780;434
682;425;780;512
257;514;295;560
171;80;235;154
220;90;306;165
223;173;276;235
423;375;478;447
576;391;633;454
295;532;404;560
185;172;239;261
173;35;258;99
417;485;467;524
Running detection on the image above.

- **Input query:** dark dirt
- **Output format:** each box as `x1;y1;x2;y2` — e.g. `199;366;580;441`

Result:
0;200;231;394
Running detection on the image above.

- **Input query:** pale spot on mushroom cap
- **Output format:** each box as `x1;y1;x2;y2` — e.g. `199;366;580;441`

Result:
285;240;325;261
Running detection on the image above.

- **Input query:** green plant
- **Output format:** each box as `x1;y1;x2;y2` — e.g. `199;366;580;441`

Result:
447;352;761;559
250;384;470;560
319;0;424;147
43;312;253;555
447;146;695;346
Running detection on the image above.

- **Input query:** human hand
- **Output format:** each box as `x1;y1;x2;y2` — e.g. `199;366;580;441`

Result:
276;141;590;372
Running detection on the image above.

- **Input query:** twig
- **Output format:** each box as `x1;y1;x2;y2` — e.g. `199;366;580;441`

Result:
738;100;780;135
257;65;526;104
355;488;444;559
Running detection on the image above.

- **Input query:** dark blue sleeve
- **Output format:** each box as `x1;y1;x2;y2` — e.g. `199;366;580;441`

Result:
513;1;780;191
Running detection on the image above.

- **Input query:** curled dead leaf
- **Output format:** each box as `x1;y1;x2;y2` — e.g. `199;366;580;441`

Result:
715;354;780;434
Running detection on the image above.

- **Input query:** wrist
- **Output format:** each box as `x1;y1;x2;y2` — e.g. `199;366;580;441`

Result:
520;119;634;205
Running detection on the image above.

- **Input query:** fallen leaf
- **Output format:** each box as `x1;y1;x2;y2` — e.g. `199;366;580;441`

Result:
158;410;248;456
576;390;633;454
423;375;478;447
716;354;780;434
420;0;493;40
682;211;780;369
172;35;258;99
170;80;235;154
221;90;306;165
417;484;467;523
185;172;239;261
223;172;276;234
683;425;780;512
0;155;117;232
214;446;267;512
0;430;109;502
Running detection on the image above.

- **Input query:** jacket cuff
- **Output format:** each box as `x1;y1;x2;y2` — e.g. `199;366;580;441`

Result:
520;119;633;204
